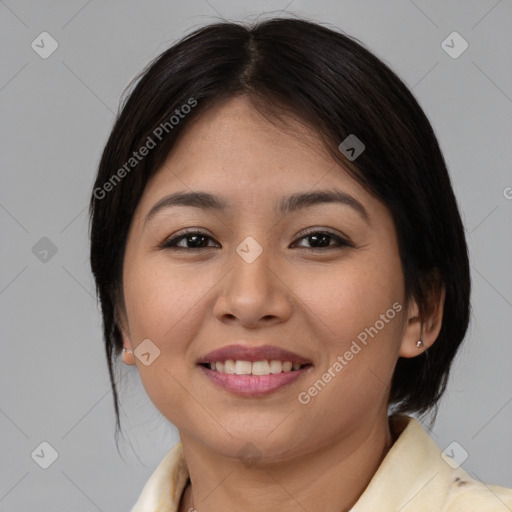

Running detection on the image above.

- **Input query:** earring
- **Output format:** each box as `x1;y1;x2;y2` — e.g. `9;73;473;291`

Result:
122;346;135;366
416;340;424;348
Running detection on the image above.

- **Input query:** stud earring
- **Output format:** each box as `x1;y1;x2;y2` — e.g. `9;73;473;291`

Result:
123;347;133;354
416;339;424;348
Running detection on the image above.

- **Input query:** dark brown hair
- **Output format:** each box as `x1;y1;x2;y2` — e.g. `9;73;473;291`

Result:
89;17;471;439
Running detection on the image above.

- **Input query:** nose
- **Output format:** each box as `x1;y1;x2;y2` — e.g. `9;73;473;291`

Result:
213;241;292;329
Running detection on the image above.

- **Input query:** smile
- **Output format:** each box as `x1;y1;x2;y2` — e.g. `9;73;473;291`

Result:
199;359;311;375
198;361;313;396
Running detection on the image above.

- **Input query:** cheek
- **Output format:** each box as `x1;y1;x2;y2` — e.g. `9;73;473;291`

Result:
122;257;203;425
292;253;405;408
122;253;219;403
295;255;404;341
123;256;208;340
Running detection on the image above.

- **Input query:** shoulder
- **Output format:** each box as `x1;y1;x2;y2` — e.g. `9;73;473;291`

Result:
442;471;512;512
379;415;512;512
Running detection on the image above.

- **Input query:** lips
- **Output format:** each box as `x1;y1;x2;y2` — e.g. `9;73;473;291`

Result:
196;344;313;365
197;343;313;396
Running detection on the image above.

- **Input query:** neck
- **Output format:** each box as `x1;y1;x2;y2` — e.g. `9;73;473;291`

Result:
178;413;395;512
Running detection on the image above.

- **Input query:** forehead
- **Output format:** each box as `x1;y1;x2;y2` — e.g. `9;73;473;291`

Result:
132;96;390;229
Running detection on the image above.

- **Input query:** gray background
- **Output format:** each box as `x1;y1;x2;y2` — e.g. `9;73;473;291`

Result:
1;0;511;510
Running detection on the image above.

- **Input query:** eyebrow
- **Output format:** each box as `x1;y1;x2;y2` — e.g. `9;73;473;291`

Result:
144;189;371;226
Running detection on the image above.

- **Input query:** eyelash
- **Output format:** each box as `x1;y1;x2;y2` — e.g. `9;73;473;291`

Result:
158;228;355;251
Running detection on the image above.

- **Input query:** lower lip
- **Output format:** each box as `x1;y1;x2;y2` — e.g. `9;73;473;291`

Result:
198;364;312;396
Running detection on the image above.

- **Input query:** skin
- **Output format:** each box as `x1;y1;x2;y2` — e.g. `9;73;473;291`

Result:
119;95;445;512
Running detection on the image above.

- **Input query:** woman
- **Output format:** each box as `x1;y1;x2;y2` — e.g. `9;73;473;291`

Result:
88;17;512;512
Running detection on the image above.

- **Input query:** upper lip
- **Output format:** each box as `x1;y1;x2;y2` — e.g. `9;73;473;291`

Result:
197;344;312;365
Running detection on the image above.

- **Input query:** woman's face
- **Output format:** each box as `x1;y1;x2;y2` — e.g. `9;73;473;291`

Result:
120;95;420;460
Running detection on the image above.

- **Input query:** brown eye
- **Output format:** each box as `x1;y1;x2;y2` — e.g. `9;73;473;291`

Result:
293;230;354;250
159;229;354;251
159;230;218;250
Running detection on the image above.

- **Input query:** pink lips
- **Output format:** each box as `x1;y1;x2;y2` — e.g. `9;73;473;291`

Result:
197;343;313;397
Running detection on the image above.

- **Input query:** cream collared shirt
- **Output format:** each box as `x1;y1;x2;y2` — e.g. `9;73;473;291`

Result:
131;415;512;511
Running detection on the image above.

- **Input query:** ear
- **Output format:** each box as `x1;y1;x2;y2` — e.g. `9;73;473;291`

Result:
399;277;446;358
116;305;136;366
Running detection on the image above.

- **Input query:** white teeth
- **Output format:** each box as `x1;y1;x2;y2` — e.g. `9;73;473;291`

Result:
235;360;252;374
206;359;305;375
282;361;293;372
269;360;283;374
224;360;236;374
252;360;270;375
